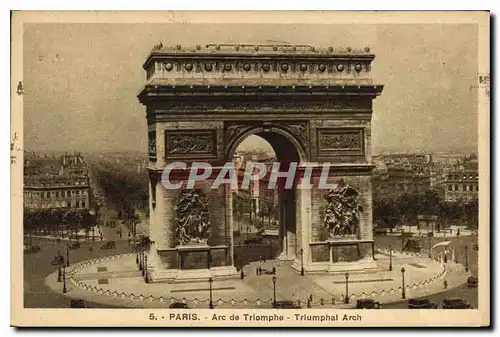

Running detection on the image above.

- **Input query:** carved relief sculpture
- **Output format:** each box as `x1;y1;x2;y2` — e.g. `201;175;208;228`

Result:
323;184;363;238
167;132;215;155
148;131;156;159
319;132;361;150
174;189;211;246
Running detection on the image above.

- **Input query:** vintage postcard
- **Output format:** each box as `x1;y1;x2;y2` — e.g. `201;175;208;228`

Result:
11;11;490;327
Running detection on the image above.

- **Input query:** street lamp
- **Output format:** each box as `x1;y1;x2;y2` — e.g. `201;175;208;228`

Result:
389;247;393;271
465;245;469;272
344;272;350;304
141;251;146;277
66;245;70;267
62;265;67;293
92;226;95;242
401;267;406;299
300;248;305;276
136;252;139;266
209;277;214;309
272;276;277;307
246;226;249;241
144;255;149;283
57;265;62;282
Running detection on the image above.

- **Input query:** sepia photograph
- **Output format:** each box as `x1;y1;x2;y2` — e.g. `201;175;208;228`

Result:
10;10;490;327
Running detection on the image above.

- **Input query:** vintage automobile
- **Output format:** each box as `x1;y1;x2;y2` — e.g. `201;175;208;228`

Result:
373;227;388;236
169;302;190;309
68;242;81;249
442;298;472;309
402;238;423;253
51;255;64;265
356;299;382;309
467;276;478;288
101;241;116;249
70;299;88;308
24;245;41;253
244;236;264;245
408;298;437;309
272;300;301;309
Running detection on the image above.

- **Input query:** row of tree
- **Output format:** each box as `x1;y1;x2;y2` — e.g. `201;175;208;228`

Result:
373;189;478;229
24;208;97;238
90;161;148;225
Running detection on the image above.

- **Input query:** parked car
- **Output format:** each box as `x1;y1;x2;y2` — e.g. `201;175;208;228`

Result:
69;242;81;249
402;239;423;253
70;299;87;308
356;299;381;309
442;298;472;309
272;300;301;309
24;245;41;253
101;241;116;249
169;302;190;309
408;298;437;309
51;255;64;265
467;276;478;288
374;228;388;236
244;237;264;245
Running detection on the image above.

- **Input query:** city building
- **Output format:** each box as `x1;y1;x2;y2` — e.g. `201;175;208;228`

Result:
436;154;479;202
23;153;90;210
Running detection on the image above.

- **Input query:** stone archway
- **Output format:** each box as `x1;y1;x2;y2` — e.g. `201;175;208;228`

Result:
138;43;384;283
227;125;305;266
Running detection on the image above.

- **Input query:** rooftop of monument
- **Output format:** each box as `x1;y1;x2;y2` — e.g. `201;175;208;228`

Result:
143;43;374;68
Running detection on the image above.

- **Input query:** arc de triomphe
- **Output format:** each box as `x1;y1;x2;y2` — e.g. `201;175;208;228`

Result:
138;43;384;283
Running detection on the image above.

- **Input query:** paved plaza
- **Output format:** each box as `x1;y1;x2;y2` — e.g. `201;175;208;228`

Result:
45;248;470;309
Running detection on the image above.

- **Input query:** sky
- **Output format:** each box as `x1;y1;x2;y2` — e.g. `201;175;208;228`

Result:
23;23;479;154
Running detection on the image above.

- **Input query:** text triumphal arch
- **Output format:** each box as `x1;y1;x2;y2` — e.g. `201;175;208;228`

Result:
138;43;384;282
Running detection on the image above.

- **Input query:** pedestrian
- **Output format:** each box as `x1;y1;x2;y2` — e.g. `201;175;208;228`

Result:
443;280;448;289
272;267;276;275
457;229;461;237
309;294;313;302
256;267;259;276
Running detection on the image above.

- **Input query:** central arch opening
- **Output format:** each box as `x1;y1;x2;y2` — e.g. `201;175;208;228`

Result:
230;131;301;271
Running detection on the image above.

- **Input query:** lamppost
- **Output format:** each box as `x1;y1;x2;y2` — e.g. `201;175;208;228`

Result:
401;267;406;299
465;245;469;272
62;265;67;293
344;272;350;304
57;265;62;282
66;245;70;267
209;277;214;309
136;251;139;266
141;251;145;277
144;255;149;283
246;226;249;241
269;239;273;259
389;247;393;271
300;248;305;276
92;226;95;242
272;276;277;307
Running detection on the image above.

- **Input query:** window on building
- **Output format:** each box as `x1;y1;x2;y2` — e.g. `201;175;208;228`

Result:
82;201;86;208
40;192;44;199
463;185;467;191
76;190;80;196
76;201;80;208
67;201;71;207
448;185;452;191
56;191;59;198
454;184;459;191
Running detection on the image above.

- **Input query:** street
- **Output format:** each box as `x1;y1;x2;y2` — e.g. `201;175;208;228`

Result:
24;237;135;308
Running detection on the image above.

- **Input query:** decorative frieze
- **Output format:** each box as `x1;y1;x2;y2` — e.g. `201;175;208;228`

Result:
165;130;217;157
317;128;364;157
